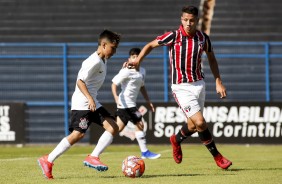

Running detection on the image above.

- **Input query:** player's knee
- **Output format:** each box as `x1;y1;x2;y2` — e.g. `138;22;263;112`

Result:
136;121;144;131
191;117;206;130
104;118;119;135
118;124;124;132
68;131;85;144
195;121;207;131
188;122;197;131
112;123;119;135
77;132;85;140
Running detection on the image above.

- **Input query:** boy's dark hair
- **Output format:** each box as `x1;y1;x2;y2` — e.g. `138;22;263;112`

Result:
98;29;121;45
182;6;198;16
129;48;141;56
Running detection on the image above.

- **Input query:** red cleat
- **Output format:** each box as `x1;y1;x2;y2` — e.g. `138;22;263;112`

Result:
170;134;182;164
37;155;54;179
214;154;232;169
83;155;108;171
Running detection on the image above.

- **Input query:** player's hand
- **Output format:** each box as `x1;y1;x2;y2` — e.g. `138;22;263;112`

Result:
216;81;227;98
115;99;121;107
88;98;96;112
122;60;129;68
122;60;136;69
128;60;140;70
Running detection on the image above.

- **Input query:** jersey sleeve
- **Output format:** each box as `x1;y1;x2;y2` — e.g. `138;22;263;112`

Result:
112;68;130;85
156;31;176;46
77;57;99;82
203;32;213;52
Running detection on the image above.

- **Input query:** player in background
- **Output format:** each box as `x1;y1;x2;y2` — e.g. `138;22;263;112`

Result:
130;6;232;169
112;48;161;159
37;30;121;179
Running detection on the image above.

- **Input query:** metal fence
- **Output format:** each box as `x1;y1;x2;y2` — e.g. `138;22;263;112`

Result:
0;42;282;140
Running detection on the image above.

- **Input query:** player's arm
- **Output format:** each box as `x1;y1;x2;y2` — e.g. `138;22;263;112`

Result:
112;68;128;106
131;39;160;68
111;83;120;105
77;79;96;111
131;31;175;68
140;86;154;112
205;47;227;98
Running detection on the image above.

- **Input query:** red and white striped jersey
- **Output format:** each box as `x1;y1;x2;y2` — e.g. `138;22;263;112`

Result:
156;25;212;84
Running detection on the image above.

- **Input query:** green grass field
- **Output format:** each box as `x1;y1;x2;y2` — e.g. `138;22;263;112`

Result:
0;144;281;184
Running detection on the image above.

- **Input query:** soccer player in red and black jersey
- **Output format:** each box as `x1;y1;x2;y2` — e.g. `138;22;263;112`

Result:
130;6;232;169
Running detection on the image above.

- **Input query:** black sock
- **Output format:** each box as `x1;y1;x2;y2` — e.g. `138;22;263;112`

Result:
198;128;219;157
176;124;194;144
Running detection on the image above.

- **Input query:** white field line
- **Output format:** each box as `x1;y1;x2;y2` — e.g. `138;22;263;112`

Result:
0;157;32;162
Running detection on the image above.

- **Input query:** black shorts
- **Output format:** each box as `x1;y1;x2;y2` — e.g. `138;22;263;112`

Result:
69;106;115;133
115;107;142;125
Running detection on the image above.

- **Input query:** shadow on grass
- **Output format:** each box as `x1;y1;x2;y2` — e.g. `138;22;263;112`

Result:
101;173;204;178
58;172;237;180
101;172;241;178
229;167;282;171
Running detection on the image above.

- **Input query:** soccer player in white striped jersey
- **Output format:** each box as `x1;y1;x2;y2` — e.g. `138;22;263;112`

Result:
111;48;160;159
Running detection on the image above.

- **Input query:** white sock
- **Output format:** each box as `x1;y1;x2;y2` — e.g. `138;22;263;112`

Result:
91;131;113;157
47;137;71;163
135;131;148;152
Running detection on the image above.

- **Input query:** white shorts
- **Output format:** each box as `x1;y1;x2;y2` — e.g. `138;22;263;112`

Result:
171;80;205;118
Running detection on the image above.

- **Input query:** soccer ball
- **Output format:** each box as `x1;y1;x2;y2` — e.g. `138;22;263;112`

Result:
122;155;145;178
